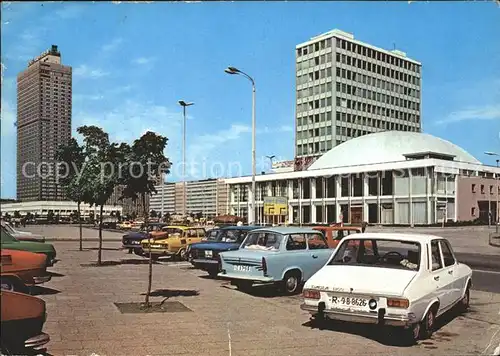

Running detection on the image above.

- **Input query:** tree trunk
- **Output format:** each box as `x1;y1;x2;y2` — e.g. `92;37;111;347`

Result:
78;201;83;251
98;205;104;265
144;193;152;308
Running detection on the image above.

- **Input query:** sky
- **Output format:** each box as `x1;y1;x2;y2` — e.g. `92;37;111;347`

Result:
1;1;500;199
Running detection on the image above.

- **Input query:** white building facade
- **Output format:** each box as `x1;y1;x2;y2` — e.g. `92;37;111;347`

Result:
226;132;500;225
0;201;122;218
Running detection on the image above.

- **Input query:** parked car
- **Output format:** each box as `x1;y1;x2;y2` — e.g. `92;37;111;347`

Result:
188;226;259;278
141;226;205;260
218;227;334;294
1;221;45;243
1;249;52;292
312;225;365;248
117;221;132;230
300;233;472;343
131;221;144;230
1;227;57;267
122;223;170;255
1;290;50;354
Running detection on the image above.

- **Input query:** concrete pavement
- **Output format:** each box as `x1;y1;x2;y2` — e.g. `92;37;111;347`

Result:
36;241;500;356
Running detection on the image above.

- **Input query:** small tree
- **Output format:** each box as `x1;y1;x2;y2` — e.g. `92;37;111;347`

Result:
150;210;158;218
116;211;122;222
57;137;88;250
164;212;171;224
13;211;21;219
121;131;169;307
77;125;128;265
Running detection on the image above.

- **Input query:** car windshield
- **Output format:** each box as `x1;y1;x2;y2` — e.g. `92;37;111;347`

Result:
218;229;245;243
162;228;184;236
1;227;18;243
328;238;421;271
205;229;219;241
241;232;282;251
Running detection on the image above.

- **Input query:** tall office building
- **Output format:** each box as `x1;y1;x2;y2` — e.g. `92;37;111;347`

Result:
16;45;72;201
295;29;422;169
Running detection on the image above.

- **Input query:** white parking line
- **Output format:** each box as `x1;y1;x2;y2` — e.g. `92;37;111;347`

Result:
473;269;500;275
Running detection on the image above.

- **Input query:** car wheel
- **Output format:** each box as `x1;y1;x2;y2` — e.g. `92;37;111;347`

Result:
458;286;470;313
178;248;187;261
402;322;421;345
419;307;437;340
208;269;218;278
235;281;252;292
282;271;301;295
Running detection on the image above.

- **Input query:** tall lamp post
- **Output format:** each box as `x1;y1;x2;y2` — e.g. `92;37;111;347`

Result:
179;100;194;218
485;151;499;233
225;66;256;224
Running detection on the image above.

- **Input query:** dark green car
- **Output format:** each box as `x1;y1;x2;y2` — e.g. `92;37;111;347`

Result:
1;227;57;267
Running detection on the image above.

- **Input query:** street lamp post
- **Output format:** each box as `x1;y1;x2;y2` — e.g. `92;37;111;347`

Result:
485;152;499;233
225;66;256;225
179;100;194;218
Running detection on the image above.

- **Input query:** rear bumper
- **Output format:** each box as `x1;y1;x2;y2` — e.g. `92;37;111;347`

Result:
217;271;274;283
192;259;218;266
122;243;143;249
300;303;416;327
25;332;50;350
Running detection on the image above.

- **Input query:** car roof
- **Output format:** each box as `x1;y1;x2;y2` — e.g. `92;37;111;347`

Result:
250;226;320;234
342;232;444;243
313;226;362;231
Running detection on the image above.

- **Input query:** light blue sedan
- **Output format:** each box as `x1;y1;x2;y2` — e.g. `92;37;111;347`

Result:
218;227;334;294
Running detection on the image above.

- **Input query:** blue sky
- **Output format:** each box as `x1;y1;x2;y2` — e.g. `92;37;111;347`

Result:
1;2;499;199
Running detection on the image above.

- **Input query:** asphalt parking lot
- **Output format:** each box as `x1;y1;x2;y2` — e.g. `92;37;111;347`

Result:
36;241;500;356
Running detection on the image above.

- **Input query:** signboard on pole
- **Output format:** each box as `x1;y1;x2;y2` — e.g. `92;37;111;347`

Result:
263;197;288;216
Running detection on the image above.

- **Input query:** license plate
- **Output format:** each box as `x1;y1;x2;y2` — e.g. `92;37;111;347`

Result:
233;265;251;272
205;250;213;258
330;296;368;308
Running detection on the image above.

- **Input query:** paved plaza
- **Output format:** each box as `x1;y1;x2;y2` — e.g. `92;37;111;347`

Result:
35;240;500;356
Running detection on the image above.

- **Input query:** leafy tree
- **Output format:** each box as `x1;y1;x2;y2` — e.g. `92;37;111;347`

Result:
13;211;21;219
25;212;33;222
120;131;169;308
164;212;171;223
196;211;203;220
116;211;122;222
150;210;158;218
89;211;95;224
57;137;88;250
54;214;61;224
77;125;129;265
47;210;55;223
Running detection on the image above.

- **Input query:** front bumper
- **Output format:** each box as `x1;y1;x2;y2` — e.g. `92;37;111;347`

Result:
300;303;416;327
217;271;274;283
25;332;50;350
122;243;143;249
33;274;52;284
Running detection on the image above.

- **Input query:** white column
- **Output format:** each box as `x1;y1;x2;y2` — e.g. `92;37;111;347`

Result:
409;168;413;227
298;179;303;226
426;167;432;224
247;184;253;224
363;172;369;222
311;178;317;199
335;176;341;223
392;171;397;224
454;174;458;222
377;172;381;224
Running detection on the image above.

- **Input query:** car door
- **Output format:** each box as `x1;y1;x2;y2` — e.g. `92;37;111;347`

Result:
430;239;453;312
305;232;333;274
284;234;311;280
439;239;461;304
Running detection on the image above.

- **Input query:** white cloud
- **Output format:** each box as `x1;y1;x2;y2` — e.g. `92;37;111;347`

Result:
55;5;86;19
0;99;16;137
73;64;109;79
101;38;123;52
132;57;157;65
436;105;500;125
1;99;17;198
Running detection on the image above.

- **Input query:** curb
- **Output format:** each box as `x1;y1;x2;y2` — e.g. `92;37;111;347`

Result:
46;238;122;242
489;232;500;248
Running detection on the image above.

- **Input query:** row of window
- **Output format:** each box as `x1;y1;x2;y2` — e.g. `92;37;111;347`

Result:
336;53;419;84
336;38;420;73
471;183;500;194
297;53;332;70
336;112;420;128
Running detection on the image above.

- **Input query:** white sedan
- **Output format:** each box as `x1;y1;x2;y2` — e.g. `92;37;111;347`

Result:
301;233;472;343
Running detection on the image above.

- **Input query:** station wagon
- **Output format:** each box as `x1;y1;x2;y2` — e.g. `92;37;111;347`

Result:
218;227;334;294
141;226;206;260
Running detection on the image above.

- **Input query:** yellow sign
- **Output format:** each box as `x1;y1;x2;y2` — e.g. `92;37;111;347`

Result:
264;197;288;216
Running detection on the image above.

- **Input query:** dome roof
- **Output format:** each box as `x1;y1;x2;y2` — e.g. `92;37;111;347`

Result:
308;131;480;171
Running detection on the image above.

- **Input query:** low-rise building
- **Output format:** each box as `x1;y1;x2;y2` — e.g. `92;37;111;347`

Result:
225;131;499;225
0;201;122;219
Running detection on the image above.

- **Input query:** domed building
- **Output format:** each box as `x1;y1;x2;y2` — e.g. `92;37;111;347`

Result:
226;131;499;225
